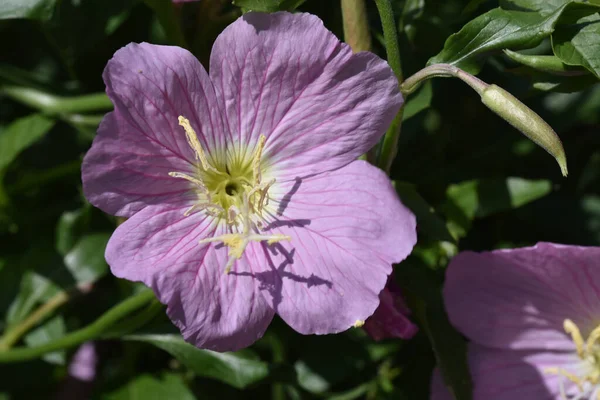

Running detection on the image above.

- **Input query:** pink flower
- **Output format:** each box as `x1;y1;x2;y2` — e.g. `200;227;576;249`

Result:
431;243;600;400
363;274;418;340
82;12;416;351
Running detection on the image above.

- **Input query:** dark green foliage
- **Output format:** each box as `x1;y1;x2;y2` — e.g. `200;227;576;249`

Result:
0;0;599;399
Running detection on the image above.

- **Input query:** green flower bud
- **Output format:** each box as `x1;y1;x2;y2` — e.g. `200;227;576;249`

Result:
481;84;568;177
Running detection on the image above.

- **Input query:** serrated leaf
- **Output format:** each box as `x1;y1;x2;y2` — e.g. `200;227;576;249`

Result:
103;374;196;400
233;0;306;12
428;2;600;74
125;334;270;389
553;10;600;78
63;234;110;285
0;0;57;20
0;114;55;171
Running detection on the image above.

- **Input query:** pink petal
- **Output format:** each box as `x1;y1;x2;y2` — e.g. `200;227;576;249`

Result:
105;203;274;351
444;243;600;351
431;344;586;400
210;12;402;181
363;274;418;340
252;161;416;334
83;43;224;217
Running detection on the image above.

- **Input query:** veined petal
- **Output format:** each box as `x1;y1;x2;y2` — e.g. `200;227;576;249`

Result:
444;243;600;351
251;161;416;334
430;344;585;400
210;12;402;180
105;203;274;351
84;42;224;217
83;112;196;217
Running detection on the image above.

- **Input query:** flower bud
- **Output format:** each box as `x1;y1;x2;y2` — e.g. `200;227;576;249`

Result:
481;84;568;176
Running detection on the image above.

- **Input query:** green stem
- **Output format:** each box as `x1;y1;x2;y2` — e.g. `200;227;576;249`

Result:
0;290;155;363
0;291;69;350
341;0;372;53
374;0;404;174
1;86;112;115
102;299;164;338
400;63;488;96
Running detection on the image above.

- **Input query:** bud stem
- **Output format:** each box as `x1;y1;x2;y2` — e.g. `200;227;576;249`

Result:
400;63;488;96
400;64;568;176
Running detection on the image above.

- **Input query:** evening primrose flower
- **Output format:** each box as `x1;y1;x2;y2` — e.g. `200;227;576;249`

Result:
430;243;600;400
82;12;416;351
363;273;418;340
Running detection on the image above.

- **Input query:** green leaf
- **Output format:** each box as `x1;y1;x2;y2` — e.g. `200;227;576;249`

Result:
55;208;91;256
441;177;552;239
125;334;270;389
395;259;472;400
500;0;568;16
0;114;55;171
63;234;110;285
103;374;197;400
428;2;600;74
402;81;433;121
394;182;454;242
5;271;61;329
23;316;66;365
233;0;306;12
0;0;56;20
504;49;589;75
552;9;600;78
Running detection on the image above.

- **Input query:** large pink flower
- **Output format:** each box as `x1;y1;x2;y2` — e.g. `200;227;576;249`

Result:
82;12;416;351
431;243;600;400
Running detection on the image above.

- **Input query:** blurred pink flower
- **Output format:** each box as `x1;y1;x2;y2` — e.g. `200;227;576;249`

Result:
363;274;418;340
431;243;600;400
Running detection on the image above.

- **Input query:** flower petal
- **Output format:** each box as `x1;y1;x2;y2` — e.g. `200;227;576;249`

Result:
253;160;416;334
210;12;402;180
83;42;224;217
431;344;585;400
444;243;600;351
363;274;418;340
105;203;274;351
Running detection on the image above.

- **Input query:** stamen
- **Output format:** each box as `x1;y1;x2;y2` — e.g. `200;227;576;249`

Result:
168;172;209;191
353;320;365;328
587;325;600;355
252;135;267;186
545;367;584;391
248;178;276;213
199;193;291;274
178;116;217;173
565;319;586;358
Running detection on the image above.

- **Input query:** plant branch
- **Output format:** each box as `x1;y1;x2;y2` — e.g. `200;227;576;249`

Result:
0;290;155;363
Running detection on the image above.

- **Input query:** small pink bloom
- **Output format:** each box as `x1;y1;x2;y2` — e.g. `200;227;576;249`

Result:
431;243;600;400
363;274;418;340
82;12;416;351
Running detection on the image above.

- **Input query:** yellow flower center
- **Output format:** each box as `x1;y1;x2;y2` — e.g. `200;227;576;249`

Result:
545;319;600;400
169;116;291;274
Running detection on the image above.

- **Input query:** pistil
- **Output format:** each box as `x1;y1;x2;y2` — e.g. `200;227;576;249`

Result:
168;116;292;273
